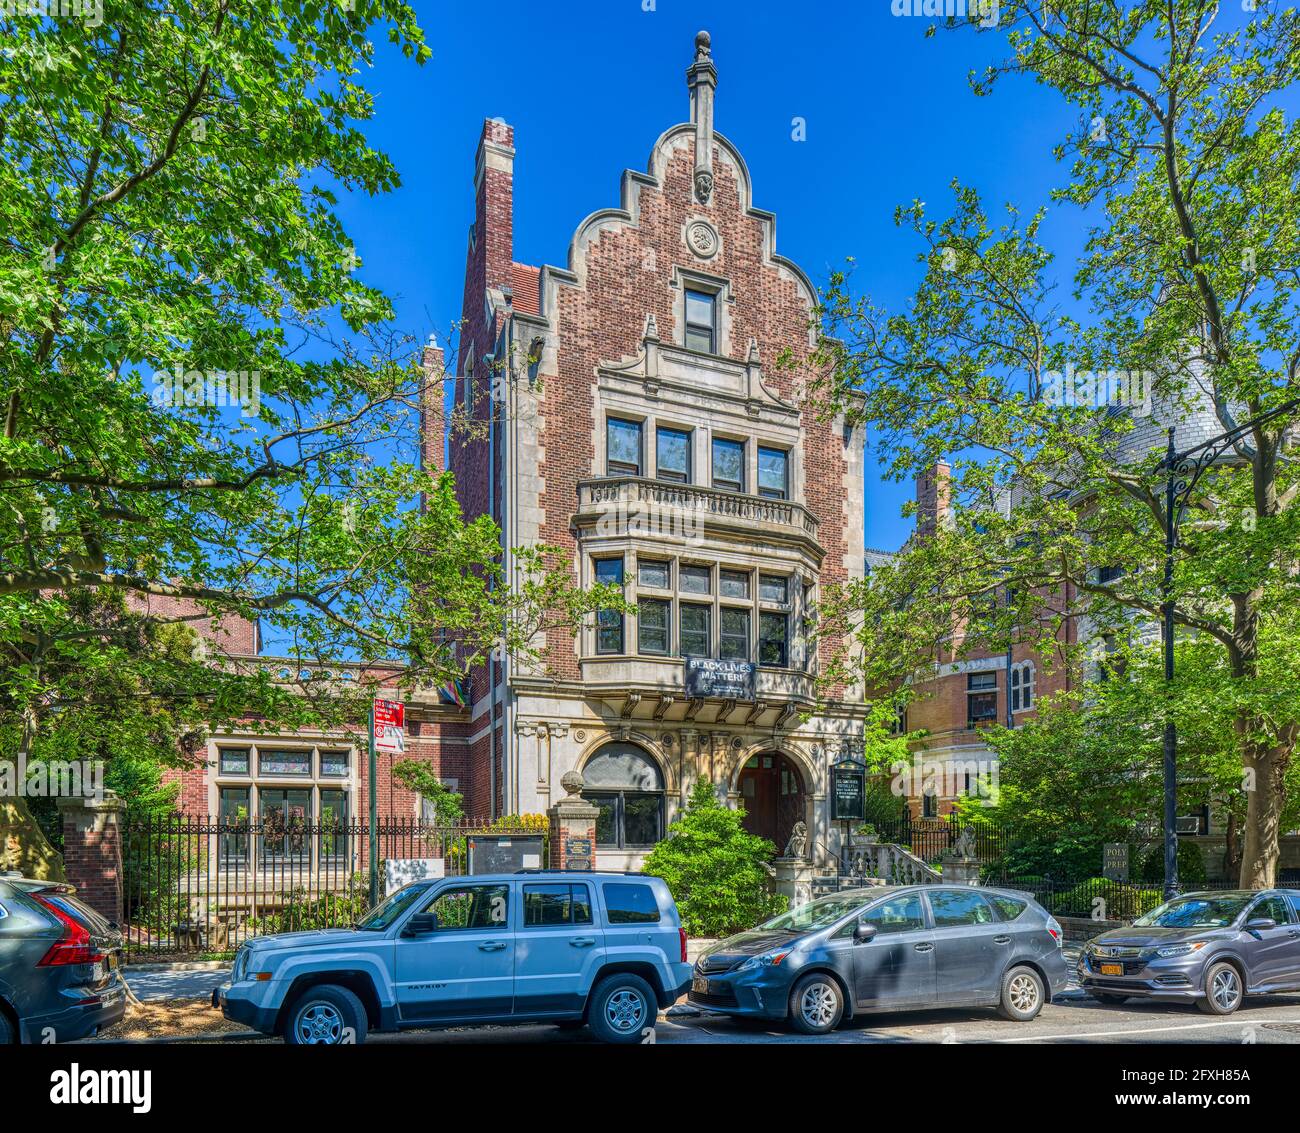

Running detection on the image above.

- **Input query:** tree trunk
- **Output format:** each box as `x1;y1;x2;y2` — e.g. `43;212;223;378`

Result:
0;796;66;881
1238;743;1289;889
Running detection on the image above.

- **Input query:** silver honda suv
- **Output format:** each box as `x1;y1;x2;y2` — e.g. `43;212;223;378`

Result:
1080;889;1300;1014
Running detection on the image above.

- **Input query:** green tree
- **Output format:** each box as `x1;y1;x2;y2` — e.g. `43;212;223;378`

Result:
391;760;465;826
641;779;787;938
0;5;621;856
814;1;1300;887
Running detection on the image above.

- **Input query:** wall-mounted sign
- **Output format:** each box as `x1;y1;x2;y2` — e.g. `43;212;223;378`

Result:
1102;843;1129;882
830;762;866;822
684;657;756;701
565;836;593;871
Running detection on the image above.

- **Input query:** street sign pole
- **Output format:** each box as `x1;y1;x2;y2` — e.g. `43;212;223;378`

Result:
368;703;379;908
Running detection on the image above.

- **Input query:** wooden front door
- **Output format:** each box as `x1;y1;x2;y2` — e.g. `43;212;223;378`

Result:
738;753;805;851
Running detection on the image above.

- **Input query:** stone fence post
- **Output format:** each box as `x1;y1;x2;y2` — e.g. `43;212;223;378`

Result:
57;790;126;924
548;771;599;871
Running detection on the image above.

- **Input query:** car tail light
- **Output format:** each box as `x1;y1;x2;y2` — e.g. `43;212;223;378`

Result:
32;894;105;967
1046;916;1063;947
679;928;689;965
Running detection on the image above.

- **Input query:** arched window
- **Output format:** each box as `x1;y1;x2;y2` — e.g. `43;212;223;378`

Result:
1010;662;1035;712
582;743;665;849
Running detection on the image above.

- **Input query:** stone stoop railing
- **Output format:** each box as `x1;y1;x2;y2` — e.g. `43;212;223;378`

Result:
802;842;947;899
848;842;943;886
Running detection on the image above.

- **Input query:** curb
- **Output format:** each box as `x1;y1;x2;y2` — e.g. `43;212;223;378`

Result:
125;961;230;973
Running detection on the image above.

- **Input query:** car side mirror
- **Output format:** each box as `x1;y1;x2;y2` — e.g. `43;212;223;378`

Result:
404;912;438;936
853;921;878;944
1246;917;1277;931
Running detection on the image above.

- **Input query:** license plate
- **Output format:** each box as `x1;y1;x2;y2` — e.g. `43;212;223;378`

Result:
1099;963;1124;976
692;975;708;994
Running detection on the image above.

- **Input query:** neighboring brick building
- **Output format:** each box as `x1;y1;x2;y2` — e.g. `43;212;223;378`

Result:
879;385;1230;820
160;596;471;834
873;462;1078;819
441;31;871;868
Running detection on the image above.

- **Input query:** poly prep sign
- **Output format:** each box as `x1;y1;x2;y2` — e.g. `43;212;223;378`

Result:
373;698;405;754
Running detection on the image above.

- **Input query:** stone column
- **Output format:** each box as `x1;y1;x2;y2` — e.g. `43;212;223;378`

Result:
548;771;599;871
941;851;981;886
772;857;814;909
57;790;126;923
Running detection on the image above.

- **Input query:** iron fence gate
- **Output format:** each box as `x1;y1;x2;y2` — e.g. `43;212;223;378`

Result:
122;816;545;957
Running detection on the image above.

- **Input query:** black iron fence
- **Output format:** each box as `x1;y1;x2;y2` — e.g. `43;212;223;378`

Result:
1003;876;1247;919
868;814;1012;866
122;815;545;957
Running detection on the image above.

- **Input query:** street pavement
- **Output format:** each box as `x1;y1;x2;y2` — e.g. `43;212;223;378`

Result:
353;996;1300;1045
118;943;1300;1044
124;965;229;1002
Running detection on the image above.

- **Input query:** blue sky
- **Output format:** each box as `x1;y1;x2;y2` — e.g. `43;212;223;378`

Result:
337;0;1100;552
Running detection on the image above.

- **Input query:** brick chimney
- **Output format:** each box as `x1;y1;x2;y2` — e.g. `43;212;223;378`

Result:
461;118;515;336
420;339;446;476
916;460;952;538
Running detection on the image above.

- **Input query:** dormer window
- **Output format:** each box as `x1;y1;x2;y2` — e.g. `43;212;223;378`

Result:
684;288;716;353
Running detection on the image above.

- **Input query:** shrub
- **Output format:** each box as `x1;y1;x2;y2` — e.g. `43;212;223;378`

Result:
1137;840;1207;886
250;873;370;936
641;779;787;938
1048;877;1164;920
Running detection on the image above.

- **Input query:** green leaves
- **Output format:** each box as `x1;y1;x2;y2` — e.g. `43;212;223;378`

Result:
816;0;1300;885
641;779;787;938
0;7;615;795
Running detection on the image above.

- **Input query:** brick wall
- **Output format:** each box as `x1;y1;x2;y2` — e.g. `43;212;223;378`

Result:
58;797;125;923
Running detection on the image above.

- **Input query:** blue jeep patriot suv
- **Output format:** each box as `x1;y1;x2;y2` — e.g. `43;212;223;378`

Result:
215;872;692;1044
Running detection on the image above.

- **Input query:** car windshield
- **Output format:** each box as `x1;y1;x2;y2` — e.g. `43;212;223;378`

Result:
1132;895;1253;929
355;884;428;931
757;893;872;933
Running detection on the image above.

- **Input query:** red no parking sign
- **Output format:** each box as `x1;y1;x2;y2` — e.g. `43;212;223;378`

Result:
373;698;405;754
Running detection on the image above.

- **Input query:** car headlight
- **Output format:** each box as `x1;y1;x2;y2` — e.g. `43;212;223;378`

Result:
737;950;790;972
1155;941;1208;959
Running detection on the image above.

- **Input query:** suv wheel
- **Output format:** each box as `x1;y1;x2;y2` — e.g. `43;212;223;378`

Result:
997;965;1045;1021
1198;962;1243;1015
789;973;844;1035
284;985;368;1046
587;974;656;1044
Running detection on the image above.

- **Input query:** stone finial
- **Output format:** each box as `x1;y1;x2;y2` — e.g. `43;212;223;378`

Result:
559;769;586;798
686;30;717;204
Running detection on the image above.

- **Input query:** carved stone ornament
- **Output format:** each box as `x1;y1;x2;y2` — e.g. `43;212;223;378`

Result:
686;219;718;258
693;169;714;205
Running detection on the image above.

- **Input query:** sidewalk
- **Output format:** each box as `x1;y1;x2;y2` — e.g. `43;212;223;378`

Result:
124;964;229;1003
